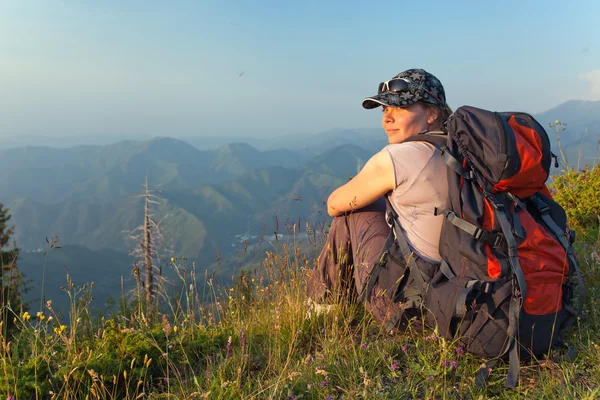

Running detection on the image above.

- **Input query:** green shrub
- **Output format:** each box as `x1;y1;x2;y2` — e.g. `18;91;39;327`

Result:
550;165;600;239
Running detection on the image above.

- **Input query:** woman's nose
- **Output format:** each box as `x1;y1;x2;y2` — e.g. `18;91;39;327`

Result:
383;110;394;123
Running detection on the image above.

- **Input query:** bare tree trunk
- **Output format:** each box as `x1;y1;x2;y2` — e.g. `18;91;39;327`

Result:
143;175;153;313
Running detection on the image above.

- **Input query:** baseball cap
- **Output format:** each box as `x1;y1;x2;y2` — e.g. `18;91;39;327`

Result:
362;69;449;111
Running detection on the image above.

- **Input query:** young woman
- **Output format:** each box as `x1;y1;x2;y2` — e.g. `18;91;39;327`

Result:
306;68;452;331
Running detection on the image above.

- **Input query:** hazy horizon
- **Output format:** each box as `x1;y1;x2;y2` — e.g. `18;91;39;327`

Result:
1;1;599;141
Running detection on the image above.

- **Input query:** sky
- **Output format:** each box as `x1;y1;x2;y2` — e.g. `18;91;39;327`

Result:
1;0;599;141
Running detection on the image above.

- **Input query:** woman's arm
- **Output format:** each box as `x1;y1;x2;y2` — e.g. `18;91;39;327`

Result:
327;149;396;217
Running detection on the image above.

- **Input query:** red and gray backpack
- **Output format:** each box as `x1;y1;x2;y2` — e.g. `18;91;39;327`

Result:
387;106;584;388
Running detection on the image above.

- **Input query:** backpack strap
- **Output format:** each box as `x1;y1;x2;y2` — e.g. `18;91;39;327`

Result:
403;132;472;180
480;195;527;388
434;208;504;248
385;196;429;304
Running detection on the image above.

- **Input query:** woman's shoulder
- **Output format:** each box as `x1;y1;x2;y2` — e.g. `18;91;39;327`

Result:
384;141;436;157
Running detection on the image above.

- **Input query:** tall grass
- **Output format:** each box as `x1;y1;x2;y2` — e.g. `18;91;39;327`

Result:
2;225;599;399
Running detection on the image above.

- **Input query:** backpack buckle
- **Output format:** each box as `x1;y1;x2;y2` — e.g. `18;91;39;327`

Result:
568;229;576;245
486;196;504;211
386;211;395;225
481;281;494;294
474;228;504;248
493;234;504;248
532;195;550;214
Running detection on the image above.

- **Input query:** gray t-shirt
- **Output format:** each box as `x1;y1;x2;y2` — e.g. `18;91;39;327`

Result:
384;141;449;263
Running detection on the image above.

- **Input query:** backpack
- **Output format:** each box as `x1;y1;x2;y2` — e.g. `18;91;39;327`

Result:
380;105;585;388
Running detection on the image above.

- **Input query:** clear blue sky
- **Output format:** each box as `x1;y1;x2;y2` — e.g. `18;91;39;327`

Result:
1;0;599;139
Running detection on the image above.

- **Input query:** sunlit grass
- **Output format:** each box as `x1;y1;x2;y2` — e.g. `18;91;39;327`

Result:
1;229;599;399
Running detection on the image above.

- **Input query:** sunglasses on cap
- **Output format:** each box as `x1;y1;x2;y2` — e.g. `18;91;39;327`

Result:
378;78;443;104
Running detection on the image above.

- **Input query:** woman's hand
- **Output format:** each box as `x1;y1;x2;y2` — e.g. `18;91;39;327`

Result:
327;150;396;217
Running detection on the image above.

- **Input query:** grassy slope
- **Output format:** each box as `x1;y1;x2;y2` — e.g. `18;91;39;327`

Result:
2;234;599;399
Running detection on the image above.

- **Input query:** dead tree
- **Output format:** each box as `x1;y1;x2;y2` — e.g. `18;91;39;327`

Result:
123;174;169;315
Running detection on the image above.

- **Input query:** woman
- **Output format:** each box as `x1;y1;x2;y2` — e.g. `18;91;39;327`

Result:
306;68;452;331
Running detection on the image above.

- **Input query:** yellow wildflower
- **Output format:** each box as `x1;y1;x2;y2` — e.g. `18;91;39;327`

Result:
173;326;178;333
54;325;67;335
170;257;175;262
22;312;31;322
37;312;45;321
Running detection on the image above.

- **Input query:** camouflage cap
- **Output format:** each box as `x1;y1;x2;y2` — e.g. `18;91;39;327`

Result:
362;68;449;111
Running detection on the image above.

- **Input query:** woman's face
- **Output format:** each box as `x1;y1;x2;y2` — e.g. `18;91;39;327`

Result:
381;102;432;144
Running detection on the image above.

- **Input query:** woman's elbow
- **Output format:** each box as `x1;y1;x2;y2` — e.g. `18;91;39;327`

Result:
326;195;340;217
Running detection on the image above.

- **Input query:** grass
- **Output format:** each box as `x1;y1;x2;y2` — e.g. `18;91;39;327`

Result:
1;230;599;400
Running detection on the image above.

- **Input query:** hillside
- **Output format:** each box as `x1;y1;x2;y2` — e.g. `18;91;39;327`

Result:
0;138;309;204
9;144;364;269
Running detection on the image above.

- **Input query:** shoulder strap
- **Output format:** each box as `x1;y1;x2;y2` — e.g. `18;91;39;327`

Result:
403;132;471;180
384;196;429;301
402;131;448;148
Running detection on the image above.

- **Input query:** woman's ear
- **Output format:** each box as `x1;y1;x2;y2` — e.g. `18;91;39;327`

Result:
427;106;440;126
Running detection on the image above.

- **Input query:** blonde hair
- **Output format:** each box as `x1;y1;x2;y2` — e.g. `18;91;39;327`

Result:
421;102;452;131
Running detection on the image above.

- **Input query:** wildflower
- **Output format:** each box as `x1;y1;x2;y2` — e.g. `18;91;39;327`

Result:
47;316;53;323
390;362;400;372
173;326;178;333
441;360;449;367
22;312;31;322
450;360;458;369
456;346;465;355
401;345;408;352
320;380;327;387
361;343;367;350
425;333;437;342
37;312;45;321
555;119;559;124
307;383;312;389
240;330;246;349
54;325;67;335
326;396;333;400
226;336;232;358
170;257;175;262
427;375;434;382
162;314;171;337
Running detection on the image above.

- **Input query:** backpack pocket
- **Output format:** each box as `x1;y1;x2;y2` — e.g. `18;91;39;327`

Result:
457;280;512;358
426;273;513;359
